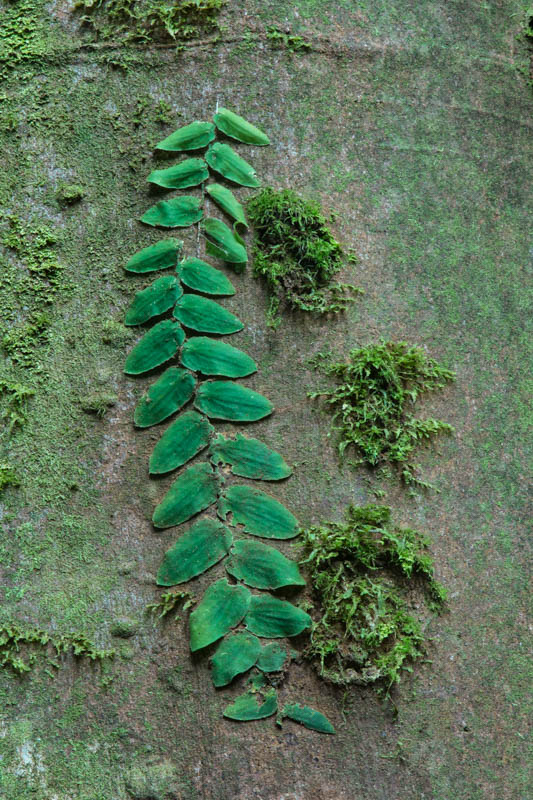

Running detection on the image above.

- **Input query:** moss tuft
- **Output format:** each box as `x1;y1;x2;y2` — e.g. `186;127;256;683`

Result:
0;380;35;433
146;589;195;621
0;622;114;675
75;0;225;44
309;341;455;489
246;187;361;327
266;27;312;53
56;183;85;205
0;463;20;493
80;392;117;418
300;504;446;692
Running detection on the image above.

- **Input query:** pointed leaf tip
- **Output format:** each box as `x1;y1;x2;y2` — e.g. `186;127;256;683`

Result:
141;196;203;228
214;108;270;146
156;121;215;152
205;142;260;188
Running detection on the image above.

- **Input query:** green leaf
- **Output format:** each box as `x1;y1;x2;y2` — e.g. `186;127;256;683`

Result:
124;275;182;326
225;540;305;590
174;294;243;334
206;184;248;228
149;410;214;475
152;462;219;529
178;257;235;296
205;142;260;187
189;578;251;652
202;217;247;264
134;368;195;428
223;689;278;721
195;381;273;422
245;596;312;639
213;108;270;147
124;320;184;375
279;703;335;734
181;337;257;378
257;643;289;673
209;433;292;480
156;121;215;152
218;485;299;539
140;196;203;228
147;158;209;189
156;518;233;586
124;239;182;274
211;632;261;687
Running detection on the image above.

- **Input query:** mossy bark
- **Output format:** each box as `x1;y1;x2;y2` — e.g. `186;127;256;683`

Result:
0;1;531;798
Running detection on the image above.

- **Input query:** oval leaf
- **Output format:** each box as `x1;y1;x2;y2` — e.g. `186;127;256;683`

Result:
211;632;261;687
147;158;209;189
257;643;289;673
152;462;219;529
189;578;251;652
205;142;260;187
124;239;182;274
202;218;247;264
174;294;243;335
134;367;195;428
181;337;256;378
223;689;278;721
218;485;299;539
195;381;273;422
245;596;311;639
213;108;270;147
124;275;182;326
210;433;292;480
156;121;215;152
124;320;184;375
156;518;233;586
206;184;248;228
141;196;203;228
279;703;335;734
178;257;235;296
225;540;305;590
149;410;214;475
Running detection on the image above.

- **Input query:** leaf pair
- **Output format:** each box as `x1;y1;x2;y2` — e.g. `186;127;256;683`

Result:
153;470;298;539
155;110;269;152
157;532;304;591
188;579;311;652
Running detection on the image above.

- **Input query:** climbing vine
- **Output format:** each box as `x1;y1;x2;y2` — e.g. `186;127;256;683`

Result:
123;108;334;734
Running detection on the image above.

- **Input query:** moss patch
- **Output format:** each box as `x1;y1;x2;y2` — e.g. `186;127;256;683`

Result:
246;186;361;327
309;341;455;489
75;0;225;43
0;622;114;675
300;504;446;692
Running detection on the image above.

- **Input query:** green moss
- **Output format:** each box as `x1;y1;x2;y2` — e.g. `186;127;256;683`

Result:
0;622;114;675
266;27;312;53
0;380;35;433
0;0;68;80
300;504;446;692
246;187;361;327
56;183;85;205
80;391;117;418
146;589;195;621
0;463;20;493
309;341;455;489
75;0;225;43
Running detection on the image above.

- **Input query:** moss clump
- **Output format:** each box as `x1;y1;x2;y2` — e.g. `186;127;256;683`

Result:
0;463;20;493
80;392;117;418
0;622;114;675
56;183;85;205
266;27;312;53
146;590;195;621
300;504;446;692
246;187;361;327
309;341;455;489
75;0;225;43
2;312;51;368
0;380;35;433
